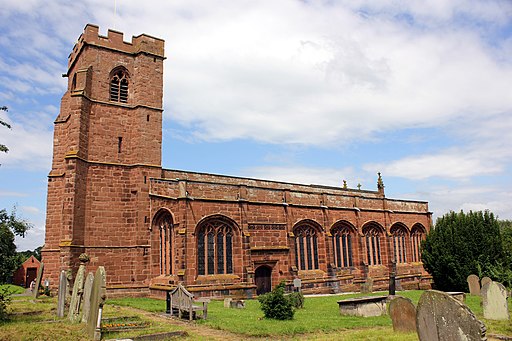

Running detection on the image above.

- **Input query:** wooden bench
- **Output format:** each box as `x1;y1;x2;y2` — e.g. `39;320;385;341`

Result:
166;283;208;320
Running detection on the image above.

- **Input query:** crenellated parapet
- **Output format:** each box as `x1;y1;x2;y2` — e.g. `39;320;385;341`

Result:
67;24;165;72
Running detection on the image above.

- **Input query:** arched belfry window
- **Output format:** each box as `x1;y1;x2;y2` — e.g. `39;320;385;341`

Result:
411;224;426;263
331;221;355;268
197;217;236;275
294;221;321;271
154;210;174;275
391;223;409;264
109;67;129;103
363;223;384;266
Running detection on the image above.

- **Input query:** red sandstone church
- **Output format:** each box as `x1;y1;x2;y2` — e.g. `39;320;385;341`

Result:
42;24;432;297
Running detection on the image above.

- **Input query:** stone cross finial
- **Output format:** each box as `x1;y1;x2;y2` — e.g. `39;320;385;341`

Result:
343;180;347;189
357;183;362;190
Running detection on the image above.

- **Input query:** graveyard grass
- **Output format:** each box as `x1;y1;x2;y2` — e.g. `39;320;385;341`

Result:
1;289;511;340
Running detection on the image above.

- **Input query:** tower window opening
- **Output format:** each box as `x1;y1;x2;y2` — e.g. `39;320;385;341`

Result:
118;137;122;153
110;69;129;103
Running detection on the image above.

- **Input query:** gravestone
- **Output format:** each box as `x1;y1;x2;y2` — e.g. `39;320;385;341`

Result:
389;296;416;333
480;277;492;290
361;278;373;294
467;274;480;296
416;290;486;341
482;281;509;320
230;299;245;309
33;262;44;298
87;266;106;341
68;264;86;322
223;298;232;308
81;272;95;323
57;270;67;317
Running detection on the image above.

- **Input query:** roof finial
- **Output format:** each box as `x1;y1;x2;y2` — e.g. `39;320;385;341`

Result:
377;172;385;193
343;180;347;189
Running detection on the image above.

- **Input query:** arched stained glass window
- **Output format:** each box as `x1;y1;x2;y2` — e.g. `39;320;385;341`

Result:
363;223;383;266
331;222;354;268
197;218;235;275
391;224;408;264
294;222;320;270
154;211;174;275
411;224;426;263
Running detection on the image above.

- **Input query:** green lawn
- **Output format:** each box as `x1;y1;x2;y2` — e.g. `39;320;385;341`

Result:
0;284;26;295
109;290;512;338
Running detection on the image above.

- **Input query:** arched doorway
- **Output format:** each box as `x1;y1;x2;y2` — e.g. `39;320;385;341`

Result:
255;265;272;295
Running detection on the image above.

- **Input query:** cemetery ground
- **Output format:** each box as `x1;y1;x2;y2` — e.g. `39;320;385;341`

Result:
1;287;511;341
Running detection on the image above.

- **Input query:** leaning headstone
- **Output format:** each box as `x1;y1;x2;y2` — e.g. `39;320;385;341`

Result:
389;296;416;333
361;278;373;294
467;274;480;296
480;277;492;290
482;281;509;320
230;299;245;309
416;290;486;341
68;265;86;322
87;266;106;341
81;272;95;323
57;270;67;317
33;262;44;298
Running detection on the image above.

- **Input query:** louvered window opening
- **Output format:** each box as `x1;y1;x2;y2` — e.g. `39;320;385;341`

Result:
110;70;128;103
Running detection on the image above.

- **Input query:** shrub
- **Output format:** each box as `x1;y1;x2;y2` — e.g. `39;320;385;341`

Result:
258;282;294;320
286;291;305;309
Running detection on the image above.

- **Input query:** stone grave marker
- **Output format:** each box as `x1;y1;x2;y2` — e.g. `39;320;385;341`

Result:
482;281;509;320
223;298;232;308
81;272;95;323
416;290;486;341
480;277;492;290
467;274;480;296
33;262;44;298
68;264;86;322
360;278;373;294
57;270;67;317
87;266;106;341
389;296;416;333
230;299;245;309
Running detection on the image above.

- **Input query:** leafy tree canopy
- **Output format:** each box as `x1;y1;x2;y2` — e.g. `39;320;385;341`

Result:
0;106;10;154
421;210;506;291
0;208;32;283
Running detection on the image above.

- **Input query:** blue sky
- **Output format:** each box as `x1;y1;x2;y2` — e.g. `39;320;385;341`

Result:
1;0;512;251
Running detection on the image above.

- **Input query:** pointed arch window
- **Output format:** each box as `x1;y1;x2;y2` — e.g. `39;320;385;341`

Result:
331;222;354;268
294;223;320;270
411;224;426;263
109;68;129;103
197;218;234;275
363;224;383;266
155;212;174;275
391;224;408;264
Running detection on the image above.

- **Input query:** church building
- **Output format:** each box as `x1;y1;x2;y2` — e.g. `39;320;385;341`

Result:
42;24;432;297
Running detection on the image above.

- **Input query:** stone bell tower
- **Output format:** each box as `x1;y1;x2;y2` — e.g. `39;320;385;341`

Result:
42;24;165;292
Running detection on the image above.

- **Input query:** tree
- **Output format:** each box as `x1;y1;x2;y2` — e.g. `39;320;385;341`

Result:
421;210;504;292
0;106;10;154
0;208;32;283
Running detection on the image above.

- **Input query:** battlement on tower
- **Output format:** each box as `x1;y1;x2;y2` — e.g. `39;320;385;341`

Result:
68;24;165;70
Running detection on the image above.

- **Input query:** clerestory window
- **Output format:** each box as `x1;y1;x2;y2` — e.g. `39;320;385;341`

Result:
109;68;129;103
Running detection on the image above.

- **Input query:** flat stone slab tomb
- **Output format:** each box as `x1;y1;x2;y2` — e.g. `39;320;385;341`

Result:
337;295;388;317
